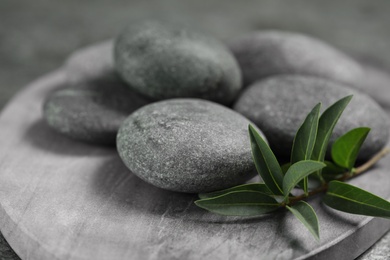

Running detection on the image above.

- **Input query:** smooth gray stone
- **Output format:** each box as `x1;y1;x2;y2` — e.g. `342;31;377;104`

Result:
64;40;390;112
348;54;390;109
114;21;242;105
43;79;151;145
1;70;389;260
2;1;390;258
64;40;118;84
234;75;390;161
229;30;363;88
357;64;390;109
117;99;262;193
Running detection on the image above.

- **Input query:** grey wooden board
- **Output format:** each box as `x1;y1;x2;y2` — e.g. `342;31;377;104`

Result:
0;70;389;260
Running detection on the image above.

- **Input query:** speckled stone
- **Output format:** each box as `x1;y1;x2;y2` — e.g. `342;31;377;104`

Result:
229;31;363;87
64;40;118;84
357;64;390;109
114;21;242;105
43;80;151;145
117;99;265;193
233;75;390;161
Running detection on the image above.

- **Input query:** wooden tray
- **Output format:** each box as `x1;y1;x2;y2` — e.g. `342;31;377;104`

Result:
0;70;389;260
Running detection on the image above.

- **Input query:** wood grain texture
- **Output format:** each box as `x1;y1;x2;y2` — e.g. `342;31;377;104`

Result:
0;70;389;260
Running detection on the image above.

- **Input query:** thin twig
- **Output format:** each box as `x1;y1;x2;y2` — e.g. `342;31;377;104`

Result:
354;147;390;174
287;147;389;206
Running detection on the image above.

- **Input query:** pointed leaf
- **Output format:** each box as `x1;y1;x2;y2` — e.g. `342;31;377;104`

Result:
331;127;371;170
195;190;281;216
312;95;353;163
249;124;284;195
323;181;390;218
286;201;320;240
283;160;326;198
291;103;321;192
291;103;321;163
322;161;346;181
322;161;346;175
198;183;272;199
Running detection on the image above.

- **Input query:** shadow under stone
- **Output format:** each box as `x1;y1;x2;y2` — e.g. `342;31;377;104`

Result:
90;154;203;216
90;154;278;225
23;119;115;156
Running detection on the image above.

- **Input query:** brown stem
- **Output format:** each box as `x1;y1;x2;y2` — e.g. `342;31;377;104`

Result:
286;147;389;206
289;184;328;204
354;147;390;174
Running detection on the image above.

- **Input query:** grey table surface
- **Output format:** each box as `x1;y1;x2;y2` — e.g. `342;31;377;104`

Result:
0;0;389;259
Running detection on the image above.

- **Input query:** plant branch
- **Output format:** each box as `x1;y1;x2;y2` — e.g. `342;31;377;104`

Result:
354;147;390;174
287;147;389;206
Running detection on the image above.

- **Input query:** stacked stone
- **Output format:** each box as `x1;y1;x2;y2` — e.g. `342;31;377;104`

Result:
43;21;390;193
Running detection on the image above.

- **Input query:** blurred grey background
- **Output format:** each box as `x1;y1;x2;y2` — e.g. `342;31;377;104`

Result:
0;0;389;259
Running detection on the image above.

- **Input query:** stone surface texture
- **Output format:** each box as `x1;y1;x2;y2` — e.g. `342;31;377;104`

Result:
358;64;390;109
114;21;242;105
229;30;364;88
43;79;151;145
2;0;390;258
68;37;390;112
234;75;390;161
0;70;389;260
117;99;261;193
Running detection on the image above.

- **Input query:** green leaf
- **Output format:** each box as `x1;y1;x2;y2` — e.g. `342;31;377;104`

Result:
291;103;321;163
322;161;346;181
291;103;321;192
312;95;353;163
248;124;284;195
322;161;346;175
198;183;272;199
323;181;390;218
195;190;281;216
331;127;371;170
283;160;326;198
286;201;320;240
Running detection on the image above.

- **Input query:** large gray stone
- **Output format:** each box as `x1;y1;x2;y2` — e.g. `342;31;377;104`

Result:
233;75;390;161
357;64;390;109
43;80;151;145
2;69;390;260
114;21;242;105
229;30;363;88
117;99;264;193
64;40;118;84
63;39;390;112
